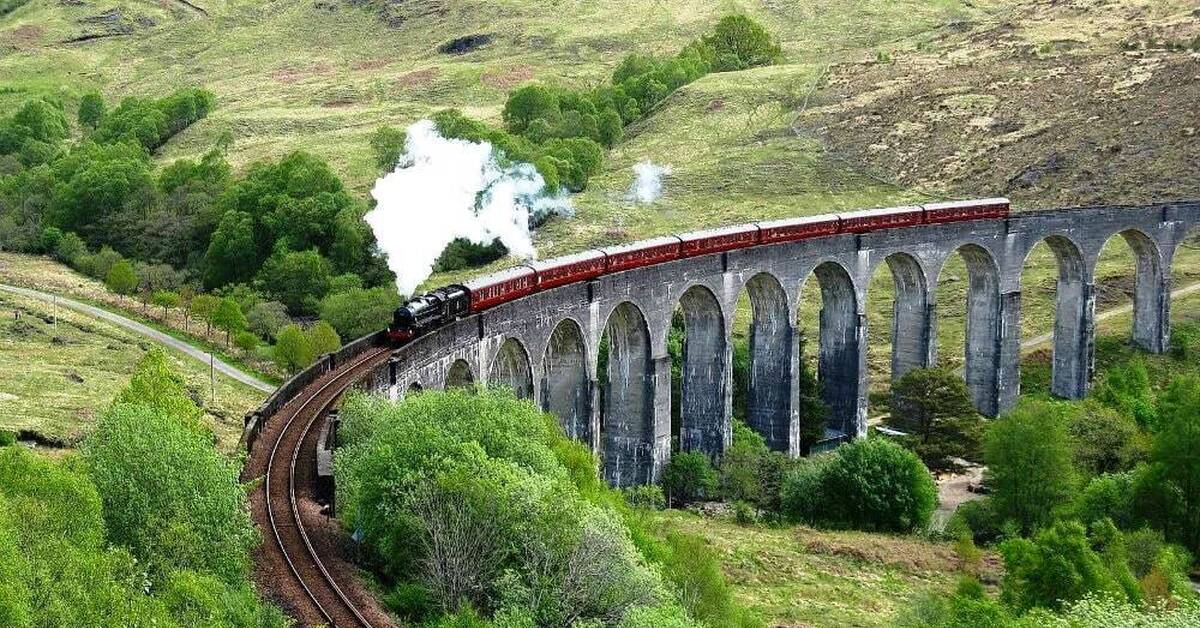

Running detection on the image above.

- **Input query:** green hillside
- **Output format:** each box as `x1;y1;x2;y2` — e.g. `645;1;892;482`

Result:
5;0;1195;260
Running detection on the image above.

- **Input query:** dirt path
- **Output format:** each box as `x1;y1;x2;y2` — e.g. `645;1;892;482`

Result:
0;283;275;394
1020;281;1200;352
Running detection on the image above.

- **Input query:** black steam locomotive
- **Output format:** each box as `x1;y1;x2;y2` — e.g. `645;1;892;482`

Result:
388;285;470;342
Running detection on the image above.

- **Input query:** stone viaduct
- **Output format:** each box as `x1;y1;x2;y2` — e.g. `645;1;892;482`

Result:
375;201;1199;487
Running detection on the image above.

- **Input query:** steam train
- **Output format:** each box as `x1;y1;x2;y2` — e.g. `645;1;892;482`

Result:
387;198;1010;343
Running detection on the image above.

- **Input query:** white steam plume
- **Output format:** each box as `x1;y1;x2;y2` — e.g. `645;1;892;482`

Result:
627;160;673;204
365;120;572;296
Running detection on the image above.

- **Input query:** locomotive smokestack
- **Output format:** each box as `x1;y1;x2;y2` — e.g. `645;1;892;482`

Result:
365;120;573;296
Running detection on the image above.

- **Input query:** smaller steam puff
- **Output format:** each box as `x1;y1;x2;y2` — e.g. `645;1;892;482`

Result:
627;160;673;204
365;120;572;296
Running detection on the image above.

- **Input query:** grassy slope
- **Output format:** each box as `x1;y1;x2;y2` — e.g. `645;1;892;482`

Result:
654;509;998;627
0;288;262;452
0;252;284;382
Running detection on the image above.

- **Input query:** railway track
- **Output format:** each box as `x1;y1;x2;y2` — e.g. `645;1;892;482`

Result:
258;347;390;627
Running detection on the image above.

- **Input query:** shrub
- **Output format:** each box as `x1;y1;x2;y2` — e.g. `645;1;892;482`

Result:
662;451;718;506
893;577;1014;628
983;400;1077;535
82;372;256;586
1169;323;1200;361
1074;471;1138;530
369;124;406;171
233;330;259;352
104;258;138;298
783;438;936;532
624;484;665;511
732;501;757;526
306;320;341;356
53;230;86;265
999;520;1136;612
656;531;758;627
951;498;1004;546
335;390;676;625
719;419;793;512
780;454;833;524
1067;401;1146;476
1136;376;1200;553
1093;358;1158;430
0;430;14;447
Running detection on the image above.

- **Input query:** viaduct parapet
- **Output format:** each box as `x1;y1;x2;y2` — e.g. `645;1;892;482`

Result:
354;202;1198;487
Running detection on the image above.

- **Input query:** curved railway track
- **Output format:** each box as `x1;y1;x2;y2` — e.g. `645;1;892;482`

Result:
256;347;390;627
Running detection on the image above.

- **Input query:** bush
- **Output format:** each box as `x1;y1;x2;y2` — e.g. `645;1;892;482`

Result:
893;578;1014;628
1067;401;1146;476
780;454;833;524
656;531;758;627
273;323;315;373
624;484;665;511
0;430;14;447
1093;359;1158;430
732;501;757;526
369;124;406;171
1074;471;1138;530
247;300;290;340
233;330;259;352
783;438;936;532
719;419;793;513
951;498;1004;546
662;451;718;506
1169;323;1200;362
1136;376;1200;554
999;520;1136;612
306;320;341;356
53;231;86;265
335;390;678;625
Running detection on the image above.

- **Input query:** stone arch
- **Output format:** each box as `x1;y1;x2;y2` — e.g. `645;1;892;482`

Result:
1101;229;1166;353
939;244;1001;415
445;359;474;389
740;272;792;452
488;337;534;400
804;261;861;436
600;301;654;487
407;381;423;396
1022;235;1090;399
877;252;932;383
675;285;727;458
542;318;590;443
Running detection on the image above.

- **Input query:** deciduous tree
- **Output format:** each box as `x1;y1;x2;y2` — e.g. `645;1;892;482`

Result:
983;400;1077;535
104;259;138;300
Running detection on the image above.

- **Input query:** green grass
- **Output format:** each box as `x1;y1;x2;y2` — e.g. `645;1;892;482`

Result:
0;289;263;452
652;509;989;627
